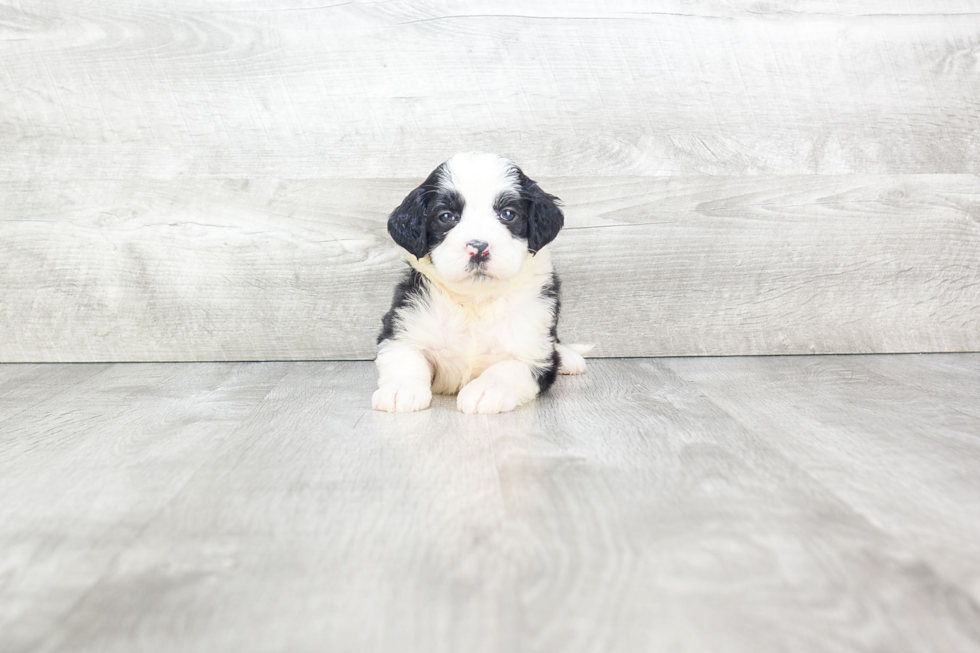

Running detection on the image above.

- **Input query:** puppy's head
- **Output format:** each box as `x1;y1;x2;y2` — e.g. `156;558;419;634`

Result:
387;152;563;284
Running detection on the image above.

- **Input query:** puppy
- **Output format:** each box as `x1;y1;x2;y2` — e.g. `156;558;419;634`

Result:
373;152;588;414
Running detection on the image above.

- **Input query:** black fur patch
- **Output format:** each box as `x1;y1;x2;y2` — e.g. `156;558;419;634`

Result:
494;188;529;241
386;165;444;259
532;272;562;393
378;267;427;344
517;171;564;254
534;349;561;393
426;188;466;251
387;164;470;259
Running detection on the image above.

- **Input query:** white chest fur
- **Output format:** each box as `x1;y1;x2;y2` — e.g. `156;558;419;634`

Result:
397;253;557;394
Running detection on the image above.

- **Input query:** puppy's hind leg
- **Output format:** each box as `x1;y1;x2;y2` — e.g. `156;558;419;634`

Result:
556;343;592;375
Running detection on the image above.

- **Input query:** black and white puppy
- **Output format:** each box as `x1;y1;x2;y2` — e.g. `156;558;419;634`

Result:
373;151;588;414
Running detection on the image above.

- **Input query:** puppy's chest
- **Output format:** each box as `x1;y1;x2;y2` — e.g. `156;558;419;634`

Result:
408;294;552;368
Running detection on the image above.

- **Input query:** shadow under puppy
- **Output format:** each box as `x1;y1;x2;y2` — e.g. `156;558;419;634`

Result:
374;152;590;414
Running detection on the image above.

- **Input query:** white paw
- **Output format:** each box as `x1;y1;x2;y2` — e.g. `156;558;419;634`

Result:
557;344;587;375
457;377;519;414
372;382;432;413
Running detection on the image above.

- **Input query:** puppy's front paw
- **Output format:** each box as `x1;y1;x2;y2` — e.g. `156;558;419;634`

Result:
372;382;432;413
557;344;587;375
457;377;519;414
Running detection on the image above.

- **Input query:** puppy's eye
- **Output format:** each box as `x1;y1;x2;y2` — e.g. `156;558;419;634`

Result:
499;209;516;221
438;212;457;224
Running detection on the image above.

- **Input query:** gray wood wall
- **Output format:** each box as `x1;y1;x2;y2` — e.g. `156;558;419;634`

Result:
1;1;978;362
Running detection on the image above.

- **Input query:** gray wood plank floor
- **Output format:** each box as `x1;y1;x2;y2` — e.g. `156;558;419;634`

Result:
1;355;979;652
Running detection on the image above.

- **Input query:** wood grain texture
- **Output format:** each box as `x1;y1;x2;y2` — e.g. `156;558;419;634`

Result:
0;1;978;179
2;175;978;361
0;362;110;422
0;362;289;653
2;1;978;360
665;353;980;603
2;356;980;652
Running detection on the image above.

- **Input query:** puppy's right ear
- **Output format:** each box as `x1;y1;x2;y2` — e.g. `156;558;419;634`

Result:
387;186;429;259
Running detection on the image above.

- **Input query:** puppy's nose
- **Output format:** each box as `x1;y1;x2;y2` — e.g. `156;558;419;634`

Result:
466;240;490;258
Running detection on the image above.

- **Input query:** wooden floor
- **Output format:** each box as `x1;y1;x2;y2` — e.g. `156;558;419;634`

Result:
2;355;979;652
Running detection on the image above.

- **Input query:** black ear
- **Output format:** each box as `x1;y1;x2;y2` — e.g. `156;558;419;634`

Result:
520;174;564;254
387;185;429;259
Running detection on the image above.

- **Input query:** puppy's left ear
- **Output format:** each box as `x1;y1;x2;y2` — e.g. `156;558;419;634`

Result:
521;174;564;255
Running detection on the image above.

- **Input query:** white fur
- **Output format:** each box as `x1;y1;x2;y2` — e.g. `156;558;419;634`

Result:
456;360;538;414
556;343;588;375
399;250;556;395
373;152;588;414
372;340;433;412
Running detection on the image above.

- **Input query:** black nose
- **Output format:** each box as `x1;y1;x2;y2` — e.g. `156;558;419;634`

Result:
467;240;489;256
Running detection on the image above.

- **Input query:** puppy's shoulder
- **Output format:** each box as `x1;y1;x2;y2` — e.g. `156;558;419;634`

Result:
378;266;429;344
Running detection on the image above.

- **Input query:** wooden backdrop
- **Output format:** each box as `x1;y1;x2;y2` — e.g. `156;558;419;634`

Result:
1;0;978;362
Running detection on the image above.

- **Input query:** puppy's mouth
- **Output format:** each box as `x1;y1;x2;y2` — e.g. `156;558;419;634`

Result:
467;269;494;281
466;257;495;280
